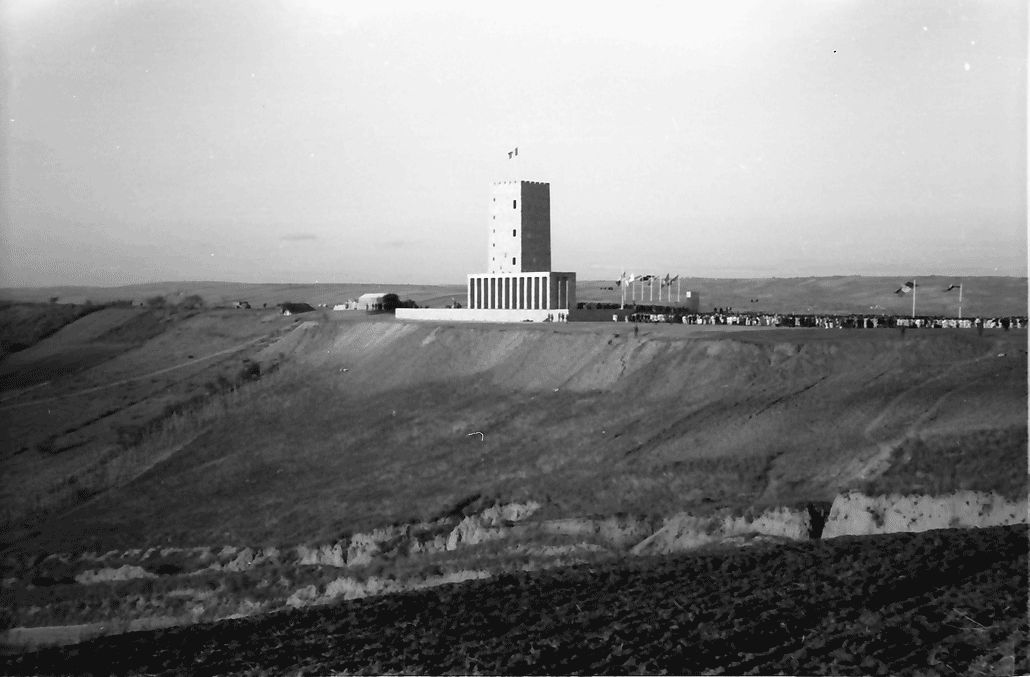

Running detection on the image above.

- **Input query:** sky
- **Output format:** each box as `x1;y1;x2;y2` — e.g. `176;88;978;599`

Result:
1;0;1026;286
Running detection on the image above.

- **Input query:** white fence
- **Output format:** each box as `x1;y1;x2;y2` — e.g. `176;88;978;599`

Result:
395;308;570;323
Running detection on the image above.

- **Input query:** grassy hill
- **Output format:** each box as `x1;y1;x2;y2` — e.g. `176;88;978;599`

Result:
0;302;103;360
2;275;1025;316
0;303;1025;657
4;312;1024;555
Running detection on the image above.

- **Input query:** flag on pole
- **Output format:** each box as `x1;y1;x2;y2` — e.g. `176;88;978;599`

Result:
638;274;653;282
895;280;916;295
669;274;679;283
944;283;963;319
508;147;518;159
662;274;671;287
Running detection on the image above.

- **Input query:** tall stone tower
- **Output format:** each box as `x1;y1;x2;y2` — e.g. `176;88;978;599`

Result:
467;178;575;314
488;181;551;274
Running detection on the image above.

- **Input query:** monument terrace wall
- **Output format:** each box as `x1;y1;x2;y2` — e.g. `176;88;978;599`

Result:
395;308;570;323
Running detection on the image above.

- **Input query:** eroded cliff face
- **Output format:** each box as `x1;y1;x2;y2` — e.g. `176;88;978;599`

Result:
4;492;1027;653
631;506;813;555
822;491;1027;538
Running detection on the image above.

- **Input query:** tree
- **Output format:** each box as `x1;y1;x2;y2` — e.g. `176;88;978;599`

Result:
180;294;205;310
381;293;401;312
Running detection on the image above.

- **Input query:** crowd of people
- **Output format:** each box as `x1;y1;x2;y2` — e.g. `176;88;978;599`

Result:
621;310;1026;330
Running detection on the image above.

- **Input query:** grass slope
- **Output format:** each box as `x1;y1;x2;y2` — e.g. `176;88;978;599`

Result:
0;302;102;360
0;309;302;542
12;314;1025;554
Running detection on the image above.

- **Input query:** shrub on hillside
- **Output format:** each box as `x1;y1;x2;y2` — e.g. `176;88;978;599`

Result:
145;295;167;309
238;360;261;383
180;294;205;310
116;425;147;450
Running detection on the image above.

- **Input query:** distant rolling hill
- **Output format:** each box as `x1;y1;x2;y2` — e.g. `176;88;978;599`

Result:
0;282;468;312
2;276;1025;316
577;276;1027;317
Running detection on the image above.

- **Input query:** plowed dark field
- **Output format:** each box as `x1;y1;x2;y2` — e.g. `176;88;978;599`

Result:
5;526;1026;676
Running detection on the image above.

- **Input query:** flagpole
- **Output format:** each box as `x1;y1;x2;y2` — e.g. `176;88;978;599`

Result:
958;284;963;320
677;278;681;303
912;278;916;319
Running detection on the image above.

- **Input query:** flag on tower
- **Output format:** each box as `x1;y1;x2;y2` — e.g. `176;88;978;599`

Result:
508;147;518;159
895;280;916;295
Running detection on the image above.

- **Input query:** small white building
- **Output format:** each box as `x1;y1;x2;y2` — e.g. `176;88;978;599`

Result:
333;299;360;310
357;293;389;311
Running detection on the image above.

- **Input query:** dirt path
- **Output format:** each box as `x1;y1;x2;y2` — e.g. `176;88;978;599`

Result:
0;336;268;411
